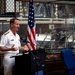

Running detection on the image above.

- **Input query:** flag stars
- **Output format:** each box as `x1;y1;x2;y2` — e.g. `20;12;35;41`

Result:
29;16;31;18
29;20;30;22
28;0;35;29
30;8;32;10
31;17;33;19
31;24;33;26
30;24;34;28
29;12;31;14
32;9;34;10
31;20;33;23
30;4;32;7
32;13;33;15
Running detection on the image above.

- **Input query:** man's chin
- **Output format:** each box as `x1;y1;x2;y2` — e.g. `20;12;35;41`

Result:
16;29;19;31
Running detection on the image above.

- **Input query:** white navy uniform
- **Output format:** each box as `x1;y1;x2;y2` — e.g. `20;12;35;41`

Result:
0;29;21;75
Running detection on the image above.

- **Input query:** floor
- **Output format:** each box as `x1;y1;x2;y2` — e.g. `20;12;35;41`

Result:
0;69;66;75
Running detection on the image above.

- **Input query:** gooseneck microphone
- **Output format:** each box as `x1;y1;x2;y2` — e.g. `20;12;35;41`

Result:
20;37;30;43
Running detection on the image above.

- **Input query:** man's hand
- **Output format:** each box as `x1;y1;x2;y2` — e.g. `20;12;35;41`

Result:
11;45;18;51
23;45;29;51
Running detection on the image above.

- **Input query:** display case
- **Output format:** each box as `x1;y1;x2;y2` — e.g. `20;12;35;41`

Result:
14;0;75;72
14;0;75;58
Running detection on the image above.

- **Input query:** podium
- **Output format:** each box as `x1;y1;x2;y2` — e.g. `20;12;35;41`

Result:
14;49;46;75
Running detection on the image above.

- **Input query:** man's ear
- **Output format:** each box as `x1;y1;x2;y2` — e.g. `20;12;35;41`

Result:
10;23;14;27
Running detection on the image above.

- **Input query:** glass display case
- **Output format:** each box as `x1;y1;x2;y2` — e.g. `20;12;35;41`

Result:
14;0;75;62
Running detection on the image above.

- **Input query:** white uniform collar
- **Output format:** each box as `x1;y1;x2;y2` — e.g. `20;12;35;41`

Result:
9;29;17;36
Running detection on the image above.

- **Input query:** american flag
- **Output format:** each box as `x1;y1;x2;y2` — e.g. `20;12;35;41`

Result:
27;0;36;50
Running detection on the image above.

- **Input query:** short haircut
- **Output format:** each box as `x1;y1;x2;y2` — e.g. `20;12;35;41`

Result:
10;18;19;24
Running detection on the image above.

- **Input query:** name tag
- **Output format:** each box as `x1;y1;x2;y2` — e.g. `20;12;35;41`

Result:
11;39;14;41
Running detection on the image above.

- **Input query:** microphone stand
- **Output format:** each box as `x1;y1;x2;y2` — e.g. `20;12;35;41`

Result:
39;30;51;49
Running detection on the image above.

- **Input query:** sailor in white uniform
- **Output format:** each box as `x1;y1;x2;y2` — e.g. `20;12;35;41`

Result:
0;18;29;75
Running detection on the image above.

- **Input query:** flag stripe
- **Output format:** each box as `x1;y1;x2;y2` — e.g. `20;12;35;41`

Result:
31;27;36;40
27;31;35;50
28;26;36;42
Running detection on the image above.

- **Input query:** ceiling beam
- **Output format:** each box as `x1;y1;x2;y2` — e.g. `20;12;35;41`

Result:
51;1;75;5
15;0;75;5
15;0;57;3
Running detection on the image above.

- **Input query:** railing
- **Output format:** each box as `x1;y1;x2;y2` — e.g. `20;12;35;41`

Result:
0;17;75;24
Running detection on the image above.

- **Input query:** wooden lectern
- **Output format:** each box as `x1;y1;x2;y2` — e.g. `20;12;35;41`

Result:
13;49;46;75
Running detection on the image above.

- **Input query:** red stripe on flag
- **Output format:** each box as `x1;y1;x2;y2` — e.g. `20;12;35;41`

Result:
27;30;36;50
31;27;36;40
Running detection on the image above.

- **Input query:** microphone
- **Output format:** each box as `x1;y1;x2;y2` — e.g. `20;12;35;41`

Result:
20;37;30;43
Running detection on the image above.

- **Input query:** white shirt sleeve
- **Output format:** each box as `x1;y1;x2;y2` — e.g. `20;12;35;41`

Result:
0;35;8;47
